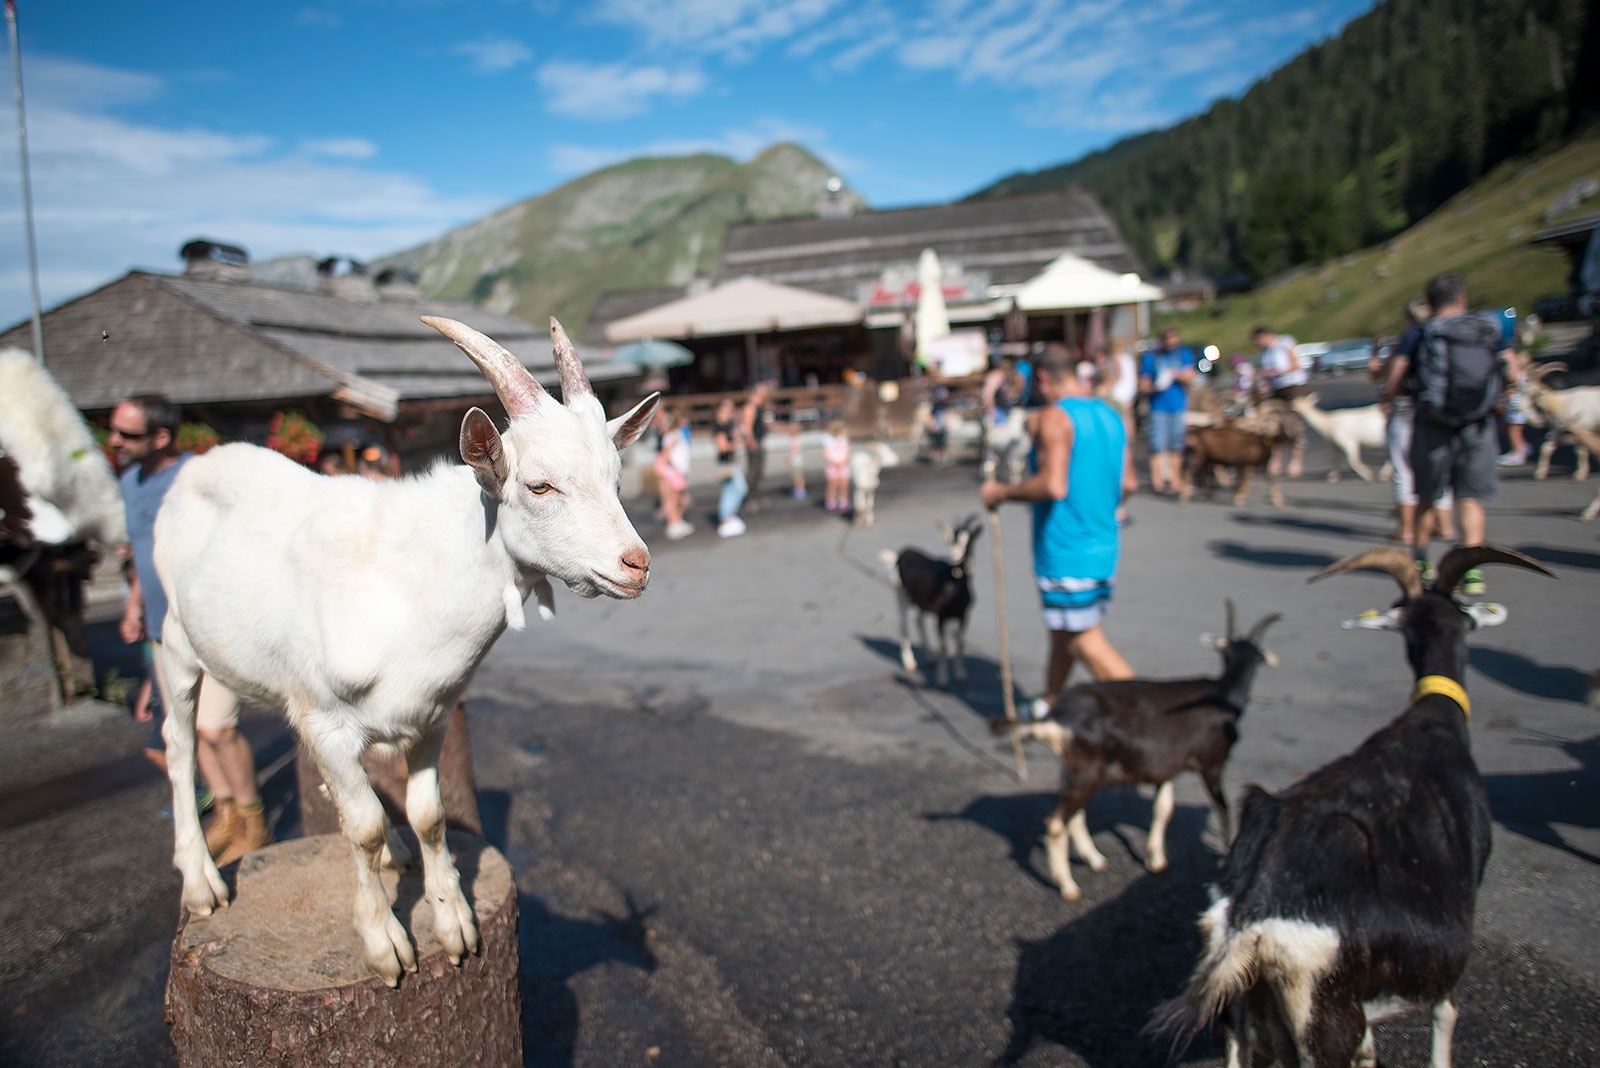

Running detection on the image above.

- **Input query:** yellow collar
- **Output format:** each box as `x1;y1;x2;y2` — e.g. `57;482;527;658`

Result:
1412;675;1470;721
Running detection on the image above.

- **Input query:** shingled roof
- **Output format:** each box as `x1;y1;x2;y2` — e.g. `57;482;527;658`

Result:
0;271;638;420
714;188;1141;300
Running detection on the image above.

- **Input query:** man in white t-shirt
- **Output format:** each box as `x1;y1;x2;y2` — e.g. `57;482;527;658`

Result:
1253;326;1307;478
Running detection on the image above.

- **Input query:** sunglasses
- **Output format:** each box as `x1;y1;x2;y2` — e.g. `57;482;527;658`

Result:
109;426;150;440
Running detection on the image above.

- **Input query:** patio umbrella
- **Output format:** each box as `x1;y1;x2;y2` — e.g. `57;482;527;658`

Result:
914;248;951;369
613;337;694;369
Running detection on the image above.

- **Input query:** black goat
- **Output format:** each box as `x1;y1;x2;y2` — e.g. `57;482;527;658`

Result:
992;602;1279;899
1152;545;1553;1068
880;514;982;689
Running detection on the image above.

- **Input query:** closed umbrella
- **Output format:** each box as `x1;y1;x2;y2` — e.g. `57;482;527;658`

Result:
914;248;951;370
613;337;694;369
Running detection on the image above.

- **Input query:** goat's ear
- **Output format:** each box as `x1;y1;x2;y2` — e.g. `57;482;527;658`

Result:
607;392;660;450
1198;633;1229;650
1462;602;1509;629
1339;606;1403;631
460;407;509;497
1262;649;1280;668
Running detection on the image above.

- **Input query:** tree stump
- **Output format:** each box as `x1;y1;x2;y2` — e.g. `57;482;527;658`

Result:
296;701;483;837
165;831;520;1068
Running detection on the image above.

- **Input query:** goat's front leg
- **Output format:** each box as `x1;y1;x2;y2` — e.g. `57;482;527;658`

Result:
1356;1025;1377;1068
1535;437;1555;480
1145;780;1176;872
311;723;416;985
950;616;968;686
1430;997;1457;1068
1042;804;1082;900
158;625;228;915
897;594;917;674
1202;767;1231;845
1233;466;1253;507
405;725;479;966
1576;445;1592;482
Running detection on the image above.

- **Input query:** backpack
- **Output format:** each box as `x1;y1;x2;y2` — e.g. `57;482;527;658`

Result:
1415;315;1504;427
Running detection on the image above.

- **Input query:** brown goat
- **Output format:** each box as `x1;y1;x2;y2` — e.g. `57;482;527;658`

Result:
1181;402;1297;508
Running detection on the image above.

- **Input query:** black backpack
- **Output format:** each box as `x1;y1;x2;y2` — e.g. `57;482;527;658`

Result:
1415;315;1504;427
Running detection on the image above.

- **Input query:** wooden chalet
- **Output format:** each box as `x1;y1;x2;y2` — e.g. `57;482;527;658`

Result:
0;242;644;466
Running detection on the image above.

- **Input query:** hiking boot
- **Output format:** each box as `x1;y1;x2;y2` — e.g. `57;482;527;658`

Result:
204;799;238;856
1459;568;1486;597
215;801;273;867
1415;558;1435;585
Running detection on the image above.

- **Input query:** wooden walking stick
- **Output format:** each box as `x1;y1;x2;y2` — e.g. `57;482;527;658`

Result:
988;508;1027;783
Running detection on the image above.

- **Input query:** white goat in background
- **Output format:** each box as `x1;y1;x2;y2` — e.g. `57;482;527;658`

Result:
154;317;658;985
0;349;126;548
1289;393;1391;483
849;441;899;528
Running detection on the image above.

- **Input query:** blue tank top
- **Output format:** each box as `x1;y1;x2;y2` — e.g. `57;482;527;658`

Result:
1030;397;1124;581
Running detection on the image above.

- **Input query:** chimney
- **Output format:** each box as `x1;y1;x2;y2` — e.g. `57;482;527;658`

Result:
817;175;854;219
373;266;420;303
316;256;378;303
180;239;250;282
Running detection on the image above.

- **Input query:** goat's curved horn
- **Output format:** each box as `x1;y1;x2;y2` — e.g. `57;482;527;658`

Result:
550;317;593;403
1525;361;1566;383
1247;613;1281;645
1432;545;1555;597
423;316;545;418
1309;547;1423;600
1225;598;1237;639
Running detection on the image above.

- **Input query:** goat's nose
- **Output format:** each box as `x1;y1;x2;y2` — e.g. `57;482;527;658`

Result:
620;547;650;579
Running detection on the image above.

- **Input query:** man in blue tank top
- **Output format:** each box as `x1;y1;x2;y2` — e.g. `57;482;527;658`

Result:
981;346;1135;708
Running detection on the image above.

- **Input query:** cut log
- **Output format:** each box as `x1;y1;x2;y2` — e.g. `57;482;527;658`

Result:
296;701;483;837
165;831;520;1068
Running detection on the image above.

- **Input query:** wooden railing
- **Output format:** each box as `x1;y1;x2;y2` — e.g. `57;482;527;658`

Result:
654;375;988;440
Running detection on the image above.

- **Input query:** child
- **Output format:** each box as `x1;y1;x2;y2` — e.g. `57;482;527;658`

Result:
654;413;693;539
822;420;851;512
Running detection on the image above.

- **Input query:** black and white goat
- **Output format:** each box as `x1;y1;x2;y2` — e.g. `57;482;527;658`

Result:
992;602;1279;899
880;514;982;689
1152;545;1552;1068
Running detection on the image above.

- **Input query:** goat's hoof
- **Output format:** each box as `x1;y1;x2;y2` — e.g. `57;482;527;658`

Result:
1145;855;1169;874
1059;884;1083;901
363;919;418;986
900;655;917;674
182;870;228;916
433;890;480;964
1087;855;1109;873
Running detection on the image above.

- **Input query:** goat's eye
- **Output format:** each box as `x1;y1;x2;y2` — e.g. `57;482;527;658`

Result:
527;482;554;495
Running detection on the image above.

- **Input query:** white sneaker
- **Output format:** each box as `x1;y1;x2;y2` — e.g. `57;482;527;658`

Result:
1026;697;1052;721
665;520;694;540
717;516;746;537
1496;449;1528;467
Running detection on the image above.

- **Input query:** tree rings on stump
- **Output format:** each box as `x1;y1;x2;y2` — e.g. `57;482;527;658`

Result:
165;832;519;1068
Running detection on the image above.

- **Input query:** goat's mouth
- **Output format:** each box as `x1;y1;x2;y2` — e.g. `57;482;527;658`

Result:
589;569;648;598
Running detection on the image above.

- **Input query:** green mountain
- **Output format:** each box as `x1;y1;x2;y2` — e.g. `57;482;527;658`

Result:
974;0;1594;283
374;143;865;338
1156;129;1600;354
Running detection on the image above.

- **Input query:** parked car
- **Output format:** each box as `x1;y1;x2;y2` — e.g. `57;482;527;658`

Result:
1308;338;1374;377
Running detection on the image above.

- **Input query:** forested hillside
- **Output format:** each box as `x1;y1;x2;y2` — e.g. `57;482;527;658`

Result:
976;0;1595;282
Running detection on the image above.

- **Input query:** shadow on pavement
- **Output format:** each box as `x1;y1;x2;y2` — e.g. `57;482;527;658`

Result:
521;892;658;1068
1469;646;1591;703
990;848;1221;1067
1482;734;1600;865
1513;543;1600;571
1208;540;1339;569
1232;511;1392;542
856;634;1019;721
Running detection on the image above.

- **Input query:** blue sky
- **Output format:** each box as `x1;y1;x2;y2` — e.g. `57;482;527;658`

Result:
0;0;1374;326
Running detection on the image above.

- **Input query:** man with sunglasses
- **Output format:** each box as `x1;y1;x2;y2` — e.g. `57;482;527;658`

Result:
110;395;269;866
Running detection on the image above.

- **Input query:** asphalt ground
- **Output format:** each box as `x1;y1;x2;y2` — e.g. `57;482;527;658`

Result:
2;391;1597;1067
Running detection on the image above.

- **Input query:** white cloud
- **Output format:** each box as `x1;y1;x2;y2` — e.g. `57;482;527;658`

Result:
451;36;534;74
0;56;496;325
537;61;706;120
299;137;379;160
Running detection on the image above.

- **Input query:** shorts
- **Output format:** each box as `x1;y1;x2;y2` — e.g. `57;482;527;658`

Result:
1411;417;1497;505
1147;409;1185;453
149;638;241;731
1037;576;1113;632
1503;389;1528;426
1387;410;1453;508
825;461;850;482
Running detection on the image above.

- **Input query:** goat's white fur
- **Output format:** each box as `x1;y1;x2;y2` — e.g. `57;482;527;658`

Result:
1523;381;1600;481
153;318;657;985
980;408;1030;484
0;349;127;548
1290;393;1391;483
848;441;899;528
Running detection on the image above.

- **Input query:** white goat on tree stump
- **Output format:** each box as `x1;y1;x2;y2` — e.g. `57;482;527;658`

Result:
153;317;659;985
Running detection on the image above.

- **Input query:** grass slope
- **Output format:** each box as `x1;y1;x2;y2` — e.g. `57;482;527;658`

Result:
1158;132;1600;353
375;143;862;337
